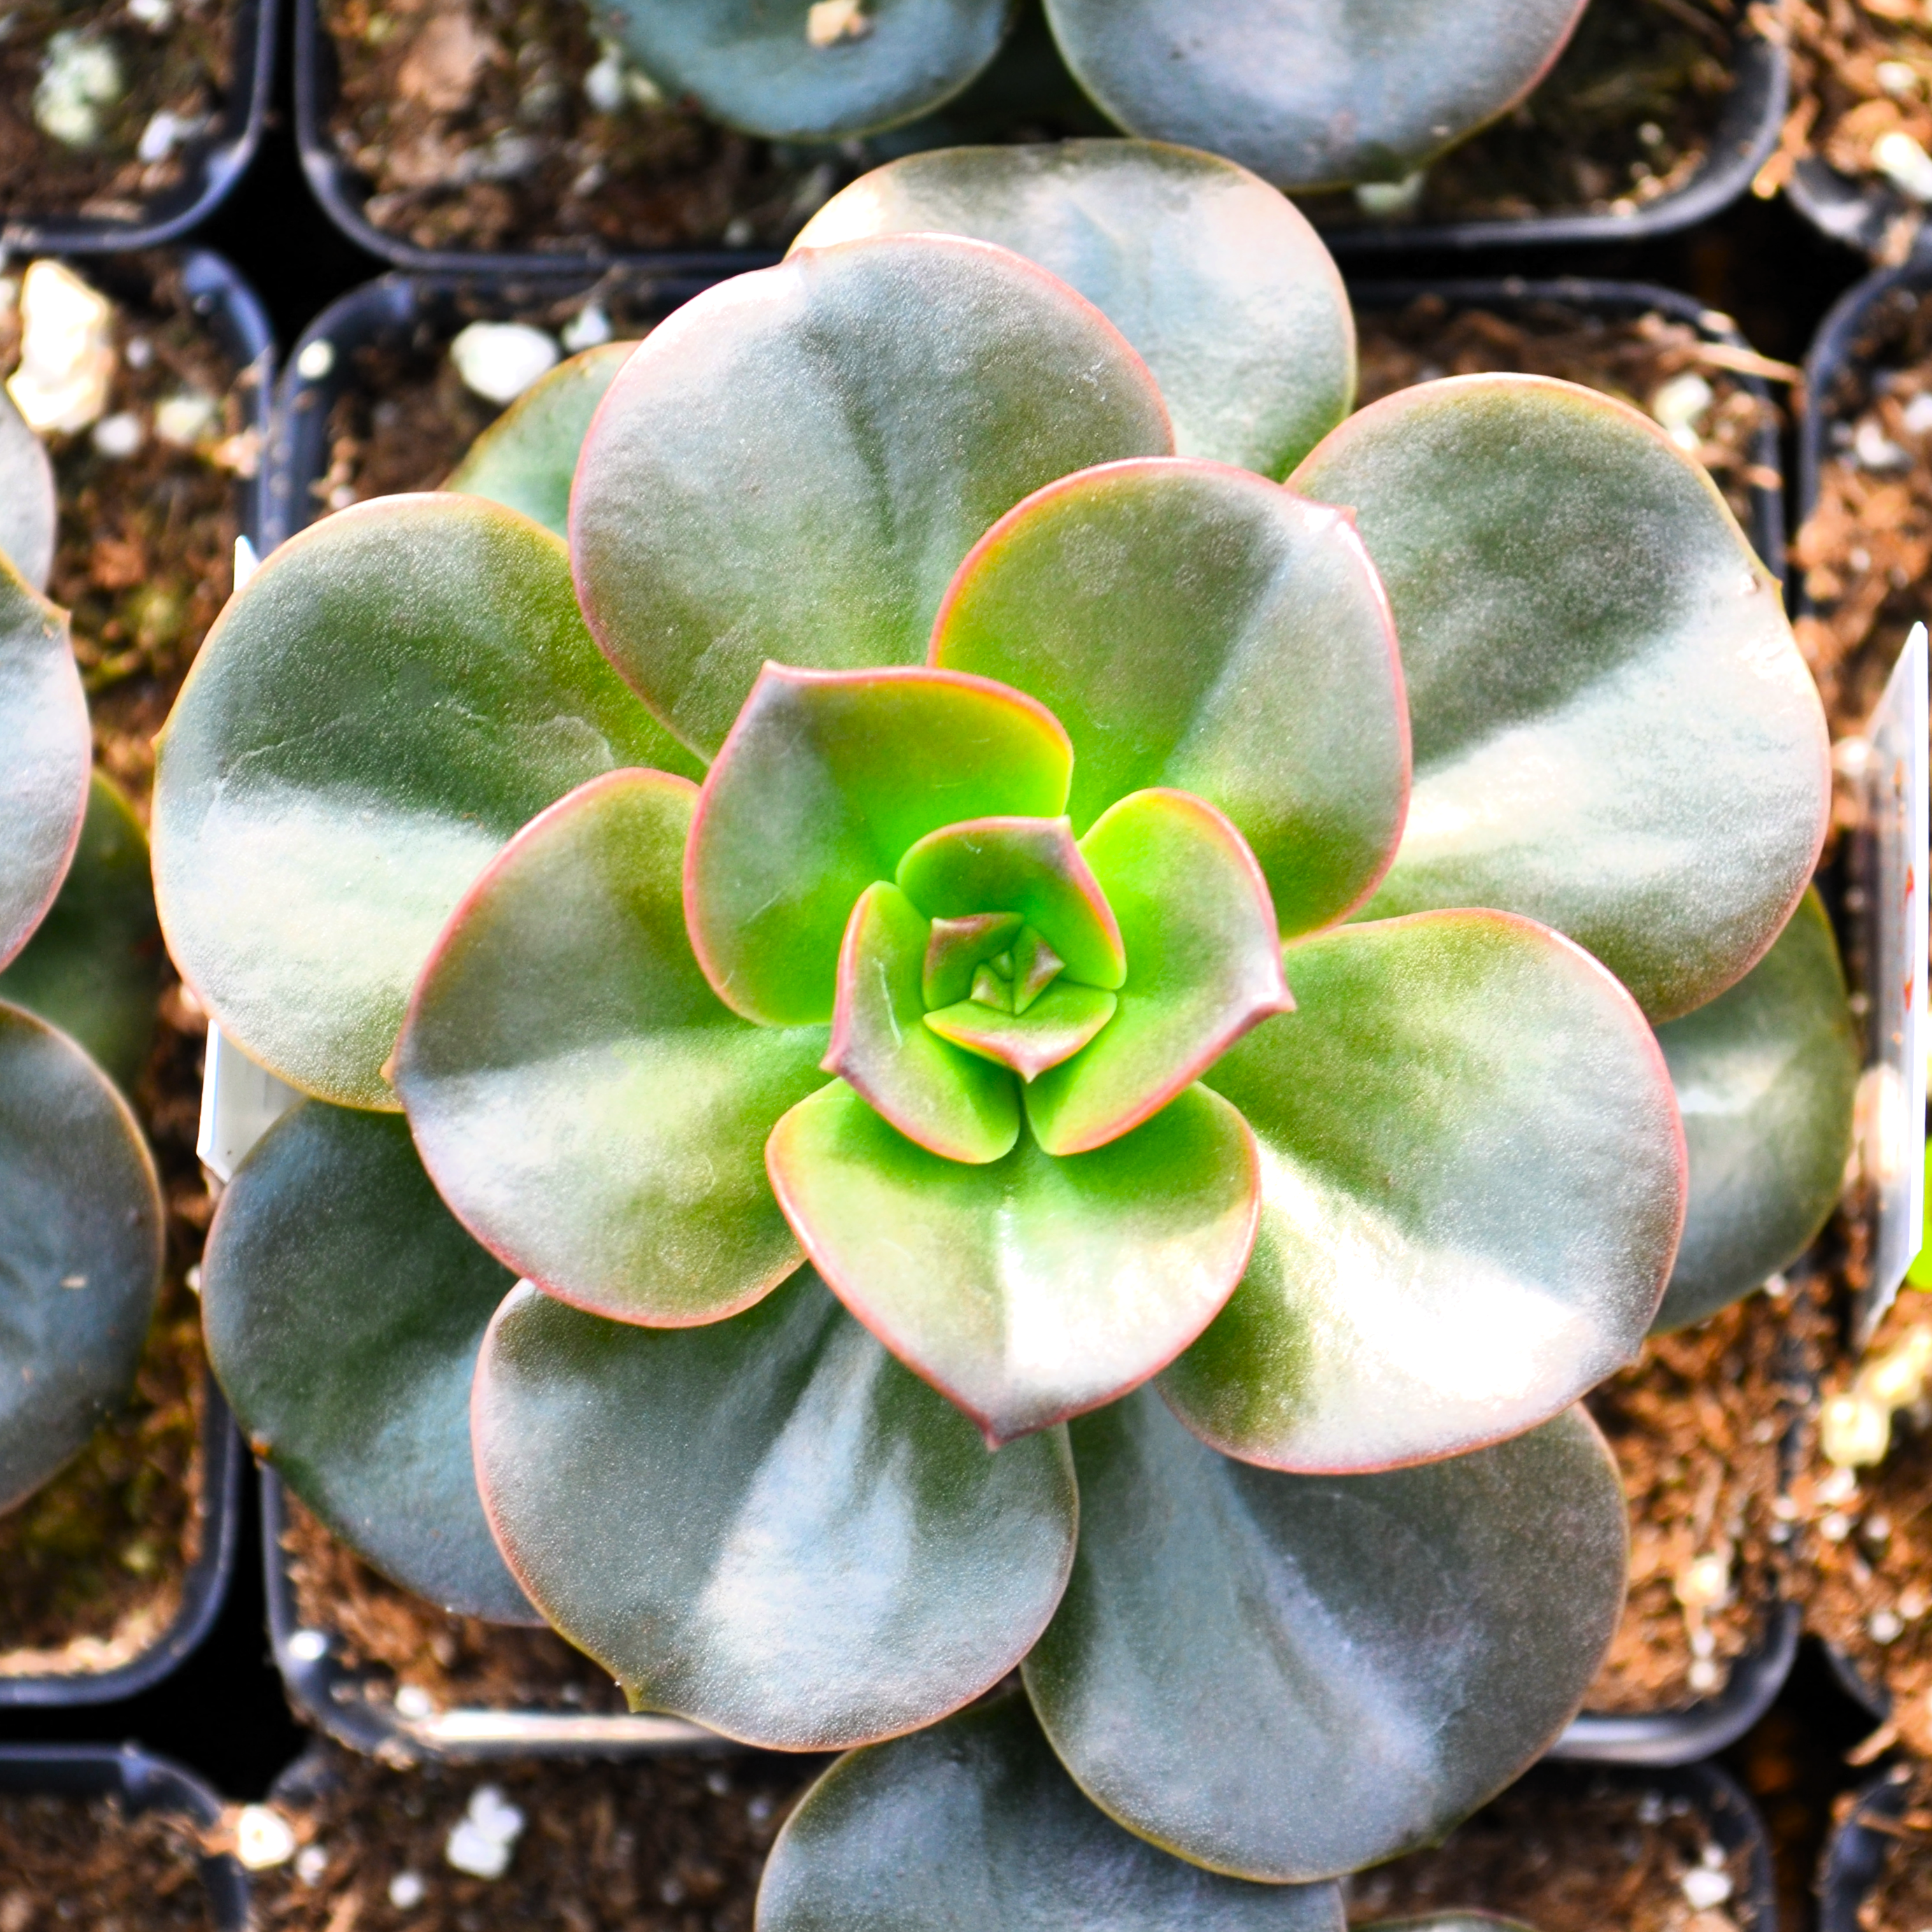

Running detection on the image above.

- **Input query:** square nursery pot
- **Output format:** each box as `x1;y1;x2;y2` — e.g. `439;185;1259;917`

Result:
291;0;1787;276
1;0;276;255
0;1742;250;1930
0;246;269;1708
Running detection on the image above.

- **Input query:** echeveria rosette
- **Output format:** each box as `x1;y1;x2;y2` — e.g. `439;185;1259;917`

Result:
155;145;1835;1896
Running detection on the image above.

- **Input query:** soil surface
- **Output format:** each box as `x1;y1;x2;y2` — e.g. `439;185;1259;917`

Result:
0;255;247;1675
1342;1773;1760;1931
0;1790;217;1932
246;1743;815;1932
1843;1769;1932;1931
0;0;234;224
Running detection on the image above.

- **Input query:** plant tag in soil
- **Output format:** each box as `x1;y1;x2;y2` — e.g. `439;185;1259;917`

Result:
197;1023;304;1185
1859;620;1929;1341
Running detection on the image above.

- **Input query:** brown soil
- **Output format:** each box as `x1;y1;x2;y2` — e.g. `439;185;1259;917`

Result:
283;1491;626;1714
1342;1773;1760;1932
0;255;246;1675
1845;1769;1932;1931
0;0;234;224
246;1743;814;1932
0;1790;217;1932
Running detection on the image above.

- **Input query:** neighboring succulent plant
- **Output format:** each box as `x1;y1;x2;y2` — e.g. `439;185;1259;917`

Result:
0;386;165;1517
164;143;1845;1908
593;0;1591;187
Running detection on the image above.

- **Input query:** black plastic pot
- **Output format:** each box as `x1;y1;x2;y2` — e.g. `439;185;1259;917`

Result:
1;0;276;256
0;246;267;1708
292;0;1786;275
1819;1764;1915;1931
0;1741;250;1928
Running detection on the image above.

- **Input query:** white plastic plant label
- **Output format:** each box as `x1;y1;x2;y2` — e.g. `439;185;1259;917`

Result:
197;1023;303;1186
1857;620;1929;1342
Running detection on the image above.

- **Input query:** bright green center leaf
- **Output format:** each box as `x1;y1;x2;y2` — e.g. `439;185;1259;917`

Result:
922;911;1023;1009
764;1079;1260;1443
925;981;1118;1081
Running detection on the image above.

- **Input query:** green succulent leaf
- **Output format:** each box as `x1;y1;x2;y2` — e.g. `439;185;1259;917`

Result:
1024;1392;1627;1882
1293;375;1829;1024
1652;886;1860;1333
472;1268;1077;1748
931;459;1405;936
598;0;1016;142
444;341;637;539
393;769;828;1326
1041;0;1588;190
923;909;1024;1009
0;772;159;1093
0;1000;163;1515
794;140;1354;478
686;665;1073;1027
0;553;89;972
0;387;55;591
1025;790;1291;1158
201;1099;534;1622
764;1079;1258;1443
758;1689;1346;1932
825;883;1021;1165
152;496;698;1109
897;815;1125;989
925;980;1117;1081
570;233;1173;758
1165;910;1682;1471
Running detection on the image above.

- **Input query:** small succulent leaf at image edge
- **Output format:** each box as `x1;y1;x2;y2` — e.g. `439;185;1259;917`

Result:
1650;886;1861;1332
0;771;161;1093
794;138;1356;478
150;495;697;1110
755;1689;1346;1932
0;1000;164;1516
1025;788;1292;1157
471;1268;1077;1749
824;883;1021;1165
1040;0;1589;191
0;550;89;972
1023;1393;1628;1882
598;0;1017;143
444;341;638;539
764;1079;1259;1444
684;664;1073;1027
1165;909;1682;1472
569;233;1173;760
924;979;1117;1081
0;384;57;590
393;768;828;1326
931;457;1407;936
201;1100;536;1621
1292;374;1831;1023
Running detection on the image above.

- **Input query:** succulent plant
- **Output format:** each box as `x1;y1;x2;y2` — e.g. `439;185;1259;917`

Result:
594;0;1590;188
164;142;1844;1902
0;385;165;1516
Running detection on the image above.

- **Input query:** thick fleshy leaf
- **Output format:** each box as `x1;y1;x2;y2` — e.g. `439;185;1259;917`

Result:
1042;0;1588;190
0;387;55;591
152;495;697;1109
201;1100;534;1621
570;233;1172;758
600;0;1013;141
0;1001;163;1514
1652;887;1860;1333
1165;911;1682;1472
685;665;1072;1026
0;773;159;1092
1293;376;1830;1023
1026;790;1291;1158
794;141;1354;478
825;883;1019;1165
0;552;87;971
393;769;828;1326
1024;1393;1627;1883
758;1691;1346;1932
932;459;1405;936
897;815;1125;989
923;910;1023;1008
472;1268;1077;1748
925;981;1116;1080
765;1079;1258;1443
444;341;636;539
